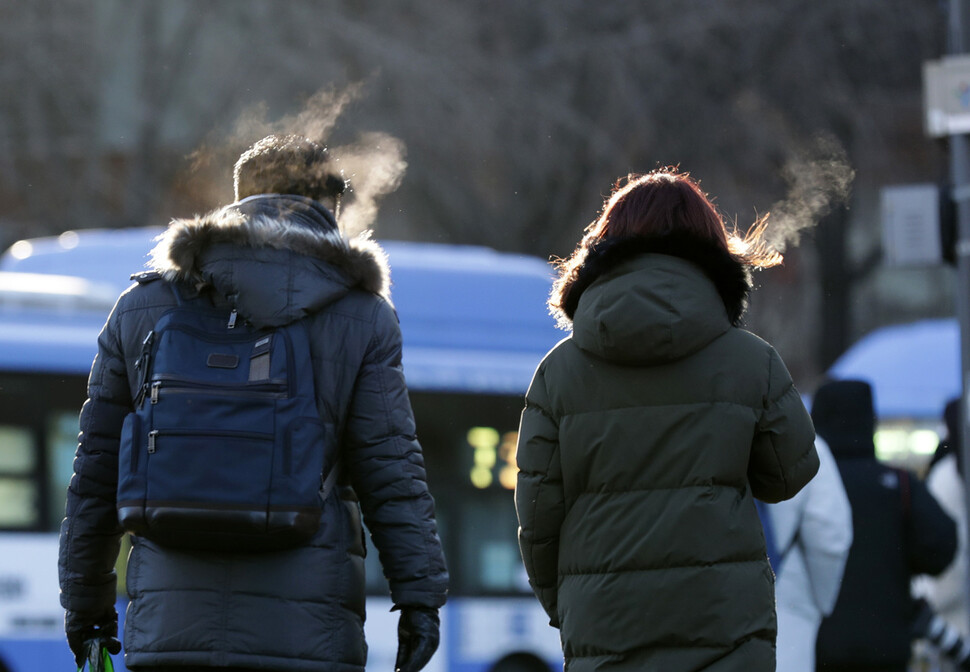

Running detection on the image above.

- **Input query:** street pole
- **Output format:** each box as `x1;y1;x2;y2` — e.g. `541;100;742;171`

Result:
950;0;970;630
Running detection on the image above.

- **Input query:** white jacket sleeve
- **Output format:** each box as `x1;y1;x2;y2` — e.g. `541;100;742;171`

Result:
798;438;853;615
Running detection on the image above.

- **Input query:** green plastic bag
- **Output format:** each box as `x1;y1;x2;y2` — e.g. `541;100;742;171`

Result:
77;639;114;672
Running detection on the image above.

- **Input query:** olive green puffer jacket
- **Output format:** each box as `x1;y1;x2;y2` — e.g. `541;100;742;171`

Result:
515;236;818;672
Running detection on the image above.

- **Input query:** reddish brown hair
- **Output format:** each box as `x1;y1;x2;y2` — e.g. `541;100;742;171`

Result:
549;167;780;319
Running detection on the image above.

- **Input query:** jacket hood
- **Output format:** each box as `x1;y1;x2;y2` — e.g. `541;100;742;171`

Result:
811;379;877;459
149;193;390;328
568;235;751;364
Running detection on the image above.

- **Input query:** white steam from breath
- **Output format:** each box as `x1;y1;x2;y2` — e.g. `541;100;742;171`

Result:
334;132;408;237
763;135;855;253
229;83;407;237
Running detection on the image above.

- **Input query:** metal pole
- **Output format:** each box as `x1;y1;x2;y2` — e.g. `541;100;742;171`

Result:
949;0;970;634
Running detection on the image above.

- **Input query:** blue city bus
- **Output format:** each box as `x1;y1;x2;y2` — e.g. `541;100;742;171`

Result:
0;228;565;672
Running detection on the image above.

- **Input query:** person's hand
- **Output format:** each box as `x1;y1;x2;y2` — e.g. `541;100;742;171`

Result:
394;606;440;672
65;610;121;668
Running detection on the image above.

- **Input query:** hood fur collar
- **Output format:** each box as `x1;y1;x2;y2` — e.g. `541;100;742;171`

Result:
149;195;390;300
558;232;752;327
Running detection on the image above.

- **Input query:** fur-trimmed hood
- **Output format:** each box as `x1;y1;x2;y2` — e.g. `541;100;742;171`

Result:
566;234;753;364
150;194;391;328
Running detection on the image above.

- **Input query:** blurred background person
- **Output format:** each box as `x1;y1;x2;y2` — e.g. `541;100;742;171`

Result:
769;436;852;672
914;398;969;671
813;379;957;672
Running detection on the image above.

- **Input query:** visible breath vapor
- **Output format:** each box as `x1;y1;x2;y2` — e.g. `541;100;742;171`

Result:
232;86;361;149
762;136;855;253
222;83;407;237
333;132;407;238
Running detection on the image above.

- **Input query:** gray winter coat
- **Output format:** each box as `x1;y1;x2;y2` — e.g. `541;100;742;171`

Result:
58;194;448;671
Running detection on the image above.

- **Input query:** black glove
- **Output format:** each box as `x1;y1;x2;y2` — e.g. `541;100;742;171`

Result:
65;610;122;668
395;606;440;672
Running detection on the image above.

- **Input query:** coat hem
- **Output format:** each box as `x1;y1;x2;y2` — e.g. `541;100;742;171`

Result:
126;651;363;672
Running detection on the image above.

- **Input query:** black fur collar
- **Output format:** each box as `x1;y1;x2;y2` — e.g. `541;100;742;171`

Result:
560;233;752;327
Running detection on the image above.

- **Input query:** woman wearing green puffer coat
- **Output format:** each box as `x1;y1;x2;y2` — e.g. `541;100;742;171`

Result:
514;168;819;672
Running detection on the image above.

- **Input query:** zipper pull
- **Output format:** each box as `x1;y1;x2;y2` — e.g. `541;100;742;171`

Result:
227;309;238;329
136;331;154;367
150;382;161;404
148;430;158;454
134;383;148;408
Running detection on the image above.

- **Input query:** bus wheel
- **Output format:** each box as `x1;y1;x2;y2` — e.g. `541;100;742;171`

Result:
490;652;550;672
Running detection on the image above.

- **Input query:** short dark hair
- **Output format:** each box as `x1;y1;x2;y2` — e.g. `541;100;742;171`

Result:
233;134;347;203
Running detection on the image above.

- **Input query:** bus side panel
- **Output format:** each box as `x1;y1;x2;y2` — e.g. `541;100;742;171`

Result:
0;533;130;672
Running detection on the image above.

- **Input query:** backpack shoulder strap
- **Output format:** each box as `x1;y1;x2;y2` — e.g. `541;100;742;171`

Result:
165;281;202;307
131;280;203;407
168;282;184;305
128;270;195;306
161;280;224;313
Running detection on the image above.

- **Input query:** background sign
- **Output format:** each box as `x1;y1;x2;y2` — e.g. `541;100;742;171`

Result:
924;55;970;137
881;183;943;266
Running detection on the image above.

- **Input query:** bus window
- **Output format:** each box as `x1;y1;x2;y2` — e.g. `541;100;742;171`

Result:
46;410;83;530
459;491;529;594
385;391;532;598
0;372;87;532
363;491;527;597
361;391;531;598
0;424;39;528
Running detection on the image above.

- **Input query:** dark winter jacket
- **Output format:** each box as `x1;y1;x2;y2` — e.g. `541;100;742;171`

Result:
58;194;449;671
514;235;819;672
813;380;956;670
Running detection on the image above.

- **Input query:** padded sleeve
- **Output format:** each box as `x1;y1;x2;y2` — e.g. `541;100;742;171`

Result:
343;301;449;608
58;299;130;622
749;346;819;503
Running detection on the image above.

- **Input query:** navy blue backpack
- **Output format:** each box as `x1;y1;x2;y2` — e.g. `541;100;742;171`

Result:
117;279;337;552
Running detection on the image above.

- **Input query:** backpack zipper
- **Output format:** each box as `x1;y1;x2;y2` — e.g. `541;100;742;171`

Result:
149;379;287;404
147;427;274;454
279;327;297;398
165;323;266;344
